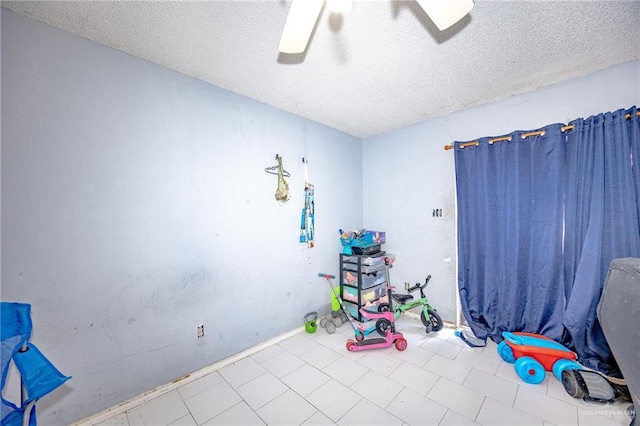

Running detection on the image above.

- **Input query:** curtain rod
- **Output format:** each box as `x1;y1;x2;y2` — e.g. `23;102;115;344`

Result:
443;111;640;151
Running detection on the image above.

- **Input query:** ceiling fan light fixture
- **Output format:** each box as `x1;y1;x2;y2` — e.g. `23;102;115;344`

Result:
278;0;325;54
278;0;474;54
415;0;474;31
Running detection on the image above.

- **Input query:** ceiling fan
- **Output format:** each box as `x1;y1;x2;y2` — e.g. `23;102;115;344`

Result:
278;0;475;54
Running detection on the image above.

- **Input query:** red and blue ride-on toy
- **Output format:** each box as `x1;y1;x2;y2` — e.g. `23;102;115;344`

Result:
498;331;582;384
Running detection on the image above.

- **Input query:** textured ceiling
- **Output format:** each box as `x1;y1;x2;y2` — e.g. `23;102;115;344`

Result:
3;0;639;138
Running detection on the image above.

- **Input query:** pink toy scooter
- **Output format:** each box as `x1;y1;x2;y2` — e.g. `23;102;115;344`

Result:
345;258;407;352
345;306;407;352
317;272;407;352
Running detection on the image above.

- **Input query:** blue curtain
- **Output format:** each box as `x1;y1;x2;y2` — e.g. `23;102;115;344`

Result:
563;107;640;373
455;106;640;374
455;124;566;343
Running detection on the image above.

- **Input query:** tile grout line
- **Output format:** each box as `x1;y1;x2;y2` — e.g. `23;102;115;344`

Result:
72;326;306;426
83;318;606;426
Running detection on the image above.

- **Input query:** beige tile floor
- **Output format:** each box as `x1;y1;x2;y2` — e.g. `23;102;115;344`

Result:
90;315;634;426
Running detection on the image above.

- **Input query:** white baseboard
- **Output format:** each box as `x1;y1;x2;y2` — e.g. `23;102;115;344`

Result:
72;326;305;425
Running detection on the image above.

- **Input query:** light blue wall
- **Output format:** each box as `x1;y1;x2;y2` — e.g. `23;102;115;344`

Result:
363;60;640;323
1;10;362;424
3;6;640;425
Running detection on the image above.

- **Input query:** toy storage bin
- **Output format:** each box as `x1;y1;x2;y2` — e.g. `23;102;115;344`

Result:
361;272;386;289
342;254;385;266
351;244;382;255
342;282;387;304
344;300;386;322
340;230;385;255
342;286;358;303
340;233;373;250
340;230;385;246
362;254;385;266
342;270;385;289
342;270;359;286
343;262;385;274
372;283;387;300
345;303;359;319
339;251;389;322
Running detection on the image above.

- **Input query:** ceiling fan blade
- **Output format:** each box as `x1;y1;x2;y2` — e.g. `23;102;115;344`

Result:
415;0;474;31
278;0;325;54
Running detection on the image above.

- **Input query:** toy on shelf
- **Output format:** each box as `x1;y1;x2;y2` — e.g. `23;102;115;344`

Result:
339;229;385;256
498;331;582;384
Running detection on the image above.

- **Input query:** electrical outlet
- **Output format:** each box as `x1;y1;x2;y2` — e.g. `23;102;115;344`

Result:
197;324;204;338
